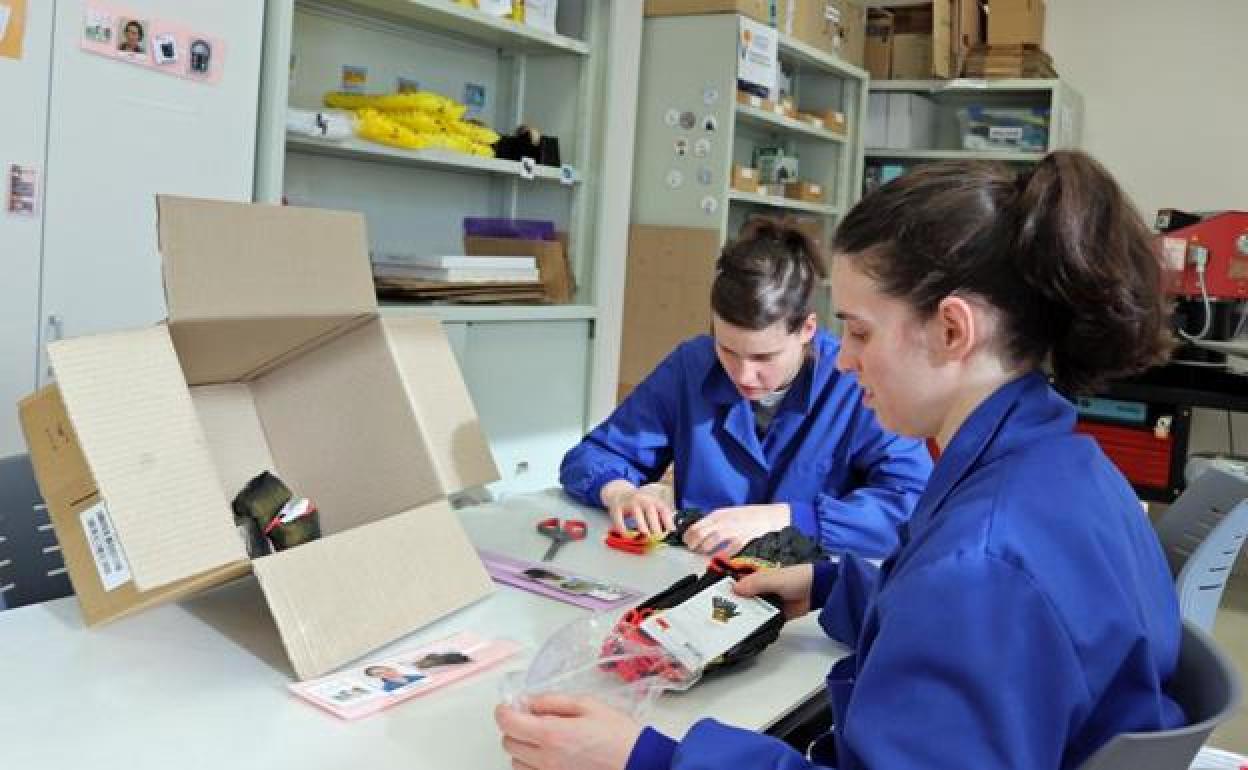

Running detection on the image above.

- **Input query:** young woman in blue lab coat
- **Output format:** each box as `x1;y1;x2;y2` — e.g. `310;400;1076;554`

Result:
560;220;933;558
497;151;1186;770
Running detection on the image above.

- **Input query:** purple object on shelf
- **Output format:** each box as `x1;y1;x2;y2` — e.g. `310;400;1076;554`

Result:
463;217;557;241
477;549;642;611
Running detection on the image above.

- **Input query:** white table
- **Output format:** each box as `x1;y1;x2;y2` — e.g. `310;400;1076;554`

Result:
0;490;846;769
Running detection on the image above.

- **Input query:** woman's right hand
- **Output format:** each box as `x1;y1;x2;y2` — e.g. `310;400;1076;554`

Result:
733;563;814;620
600;480;675;537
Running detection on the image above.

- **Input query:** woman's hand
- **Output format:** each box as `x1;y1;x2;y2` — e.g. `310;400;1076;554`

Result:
495;694;643;770
682;504;789;556
600;480;675;536
733;563;815;620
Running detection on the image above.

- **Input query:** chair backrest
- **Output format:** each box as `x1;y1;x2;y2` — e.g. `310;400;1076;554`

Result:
1153;466;1248;632
1077;620;1243;770
0;454;73;610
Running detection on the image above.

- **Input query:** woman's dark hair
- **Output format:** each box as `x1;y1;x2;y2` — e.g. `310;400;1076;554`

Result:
831;151;1172;393
124;20;144;38
712;217;827;333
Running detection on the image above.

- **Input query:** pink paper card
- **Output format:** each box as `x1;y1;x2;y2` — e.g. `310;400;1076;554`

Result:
479;549;643;610
80;4;224;84
289;632;521;720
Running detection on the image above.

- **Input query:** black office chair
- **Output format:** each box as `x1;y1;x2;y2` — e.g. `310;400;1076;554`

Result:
0;454;73;610
1077;620;1242;770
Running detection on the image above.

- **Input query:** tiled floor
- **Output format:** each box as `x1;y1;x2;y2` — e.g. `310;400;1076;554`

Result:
1211;573;1248;753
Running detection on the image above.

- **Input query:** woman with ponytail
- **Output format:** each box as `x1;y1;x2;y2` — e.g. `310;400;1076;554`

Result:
500;153;1185;770
560;218;933;559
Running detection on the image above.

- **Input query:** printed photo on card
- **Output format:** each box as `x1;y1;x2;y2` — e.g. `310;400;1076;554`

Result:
83;9;112;44
116;17;148;59
289;632;521;720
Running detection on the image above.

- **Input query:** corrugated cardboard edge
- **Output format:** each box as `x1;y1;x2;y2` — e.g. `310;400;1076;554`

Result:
252;499;494;680
45;326;247;591
382;317;499;491
19;385;250;625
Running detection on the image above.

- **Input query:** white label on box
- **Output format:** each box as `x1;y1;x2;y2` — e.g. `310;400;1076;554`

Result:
737;17;778;98
640;578;779;672
79;501;133;592
989;126;1024;142
1162;237;1188;272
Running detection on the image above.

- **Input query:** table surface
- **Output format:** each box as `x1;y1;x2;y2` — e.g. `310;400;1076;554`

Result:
0;490;845;769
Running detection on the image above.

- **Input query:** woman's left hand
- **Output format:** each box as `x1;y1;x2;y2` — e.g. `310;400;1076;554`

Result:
495;694;642;770
682;504;790;556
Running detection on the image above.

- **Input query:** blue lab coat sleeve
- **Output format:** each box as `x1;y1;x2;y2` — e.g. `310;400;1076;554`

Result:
559;349;680;508
815;553;881;647
832;554;1087;770
788;406;932;558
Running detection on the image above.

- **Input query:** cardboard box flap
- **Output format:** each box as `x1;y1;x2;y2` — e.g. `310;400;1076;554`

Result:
252;500;494;680
383;318;499;492
157;195;377;324
250;319;451;535
170;315;373;385
47;326;247;591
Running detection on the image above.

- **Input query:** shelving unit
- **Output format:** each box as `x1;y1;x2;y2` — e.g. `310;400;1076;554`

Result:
726;189;841;216
255;0;636;497
284;134;575;181
621;12;867;392
863;77;1083;194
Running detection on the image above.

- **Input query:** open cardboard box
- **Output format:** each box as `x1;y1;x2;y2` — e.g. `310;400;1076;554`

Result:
19;196;499;680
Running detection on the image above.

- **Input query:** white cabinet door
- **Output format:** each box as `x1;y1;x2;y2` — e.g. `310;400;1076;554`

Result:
0;1;55;457
453;321;591;498
35;0;264;383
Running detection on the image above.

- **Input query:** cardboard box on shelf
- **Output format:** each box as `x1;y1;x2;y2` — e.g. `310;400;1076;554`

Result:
820;109;847;134
874;0;979;80
737;89;778;113
463;234;574;303
778;95;797;118
644;0;770;23
773;0;866;66
731;164;761;193
865;8;894;79
19;197;499;681
987;0;1044;46
785;181;825;202
621;226;722;393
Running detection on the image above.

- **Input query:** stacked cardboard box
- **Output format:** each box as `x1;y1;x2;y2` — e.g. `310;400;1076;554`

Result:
865;0;980;80
962;44;1056;78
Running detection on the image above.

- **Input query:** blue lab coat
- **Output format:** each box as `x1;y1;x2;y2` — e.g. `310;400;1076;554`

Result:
627;371;1185;770
560;332;932;557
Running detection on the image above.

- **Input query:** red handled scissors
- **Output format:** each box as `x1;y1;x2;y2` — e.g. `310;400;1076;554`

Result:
537;517;588;561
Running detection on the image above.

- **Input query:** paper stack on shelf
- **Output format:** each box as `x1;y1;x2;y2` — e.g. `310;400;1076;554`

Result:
372;253;545;303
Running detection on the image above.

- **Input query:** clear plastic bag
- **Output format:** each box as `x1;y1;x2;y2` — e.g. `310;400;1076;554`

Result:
501;610;700;720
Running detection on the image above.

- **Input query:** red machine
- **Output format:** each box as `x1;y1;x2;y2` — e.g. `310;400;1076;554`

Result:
1162;211;1248;300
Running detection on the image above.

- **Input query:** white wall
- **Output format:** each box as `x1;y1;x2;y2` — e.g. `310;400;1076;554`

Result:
1044;0;1248;221
1046;0;1248;458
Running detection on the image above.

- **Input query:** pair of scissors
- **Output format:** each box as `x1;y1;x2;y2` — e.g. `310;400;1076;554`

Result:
537;517;588;561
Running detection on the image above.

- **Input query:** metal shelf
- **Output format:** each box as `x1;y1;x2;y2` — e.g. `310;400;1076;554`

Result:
777;34;867;81
330;0;589;55
865;148;1046;162
286;134;572;182
735;104;848;144
381;302;598;322
869;78;1061;93
727;190;840;216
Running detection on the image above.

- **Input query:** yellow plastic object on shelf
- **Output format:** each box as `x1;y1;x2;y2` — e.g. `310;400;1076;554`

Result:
324;90;498;158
